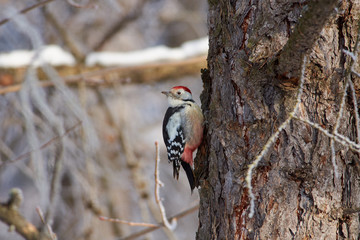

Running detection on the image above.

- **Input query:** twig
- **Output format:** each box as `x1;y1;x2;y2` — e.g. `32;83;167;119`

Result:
348;80;360;143
36;207;57;240
95;88;154;235
247;33;360;218
352;70;360;77
0;121;81;168
0;189;52;240
20;67;48;204
330;26;360;178
329;75;349;179
93;0;146;51
332;31;360;136
66;0;98;9
41;6;84;61
0;138;15;161
44;134;64;224
24;62;67;225
276;0;337;79
246;56;308;218
119;205;199;240
98;216;158;228
345;25;360;144
343;207;360;215
247;47;360;218
330;140;339;178
99;142;184;239
154;141;177;230
293;116;360;152
0;0;54;27
41;64;100;154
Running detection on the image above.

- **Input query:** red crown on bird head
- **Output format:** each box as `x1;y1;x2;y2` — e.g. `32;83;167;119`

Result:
172;86;192;94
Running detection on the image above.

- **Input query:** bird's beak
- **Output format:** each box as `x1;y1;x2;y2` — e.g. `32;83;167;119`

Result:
161;91;170;96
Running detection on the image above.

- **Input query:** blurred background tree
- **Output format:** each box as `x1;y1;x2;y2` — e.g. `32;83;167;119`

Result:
0;0;207;239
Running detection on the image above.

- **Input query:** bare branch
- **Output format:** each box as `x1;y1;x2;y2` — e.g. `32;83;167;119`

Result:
93;0;147;51
293;116;360;152
98;216;158;228
0;56;206;95
19;67;48;202
246;56;308;218
330;22;360;178
247;46;360;217
44;134;64;224
94;88;154;235
23;64;67;226
98;142;197;239
36;207;57;240
0;0;54;27
154;141;177;230
119;205;199;240
0;121;81;168
352;70;360;77
276;0;337;79
41;7;84;61
0;189;52;240
66;0;98;9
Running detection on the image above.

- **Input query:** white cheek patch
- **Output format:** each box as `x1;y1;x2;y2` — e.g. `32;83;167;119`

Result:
168;97;184;107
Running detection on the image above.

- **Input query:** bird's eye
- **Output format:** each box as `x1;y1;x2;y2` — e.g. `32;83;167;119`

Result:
177;91;181;95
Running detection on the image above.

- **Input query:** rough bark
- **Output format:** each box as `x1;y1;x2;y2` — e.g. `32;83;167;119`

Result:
196;0;360;239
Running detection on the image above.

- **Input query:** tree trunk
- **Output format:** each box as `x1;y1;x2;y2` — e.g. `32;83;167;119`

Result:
196;0;360;239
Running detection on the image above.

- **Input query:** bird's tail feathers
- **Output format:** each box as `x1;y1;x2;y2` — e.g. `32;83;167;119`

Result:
173;160;180;180
181;161;195;192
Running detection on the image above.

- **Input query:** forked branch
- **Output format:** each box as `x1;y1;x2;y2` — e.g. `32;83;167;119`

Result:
0;189;52;240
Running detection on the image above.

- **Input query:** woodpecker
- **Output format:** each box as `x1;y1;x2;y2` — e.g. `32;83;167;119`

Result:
162;86;204;191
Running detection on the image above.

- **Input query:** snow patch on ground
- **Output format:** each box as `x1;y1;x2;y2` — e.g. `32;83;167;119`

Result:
86;37;208;66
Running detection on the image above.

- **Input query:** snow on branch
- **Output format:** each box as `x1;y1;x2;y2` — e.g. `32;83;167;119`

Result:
0;37;208;68
0;56;206;96
0;38;208;96
0;46;75;68
1;11;101;234
87;37;208;66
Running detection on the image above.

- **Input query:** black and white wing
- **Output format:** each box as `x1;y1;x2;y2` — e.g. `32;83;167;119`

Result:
162;106;185;179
